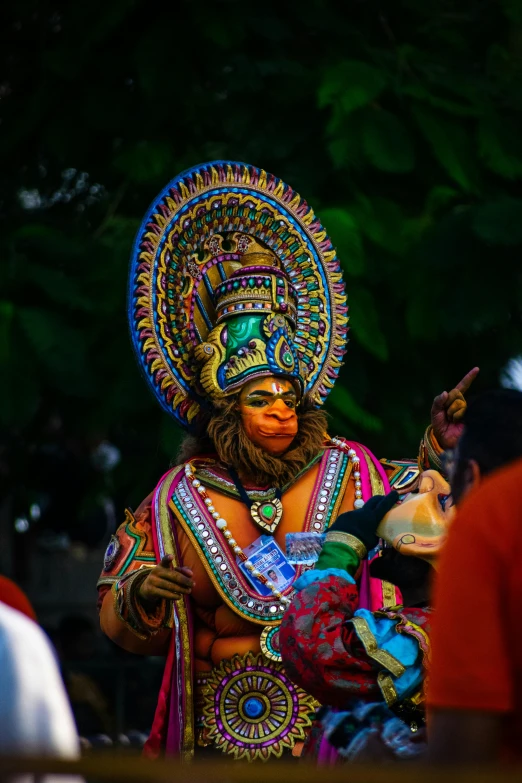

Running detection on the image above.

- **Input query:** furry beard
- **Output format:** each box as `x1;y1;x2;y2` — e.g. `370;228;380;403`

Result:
178;396;328;487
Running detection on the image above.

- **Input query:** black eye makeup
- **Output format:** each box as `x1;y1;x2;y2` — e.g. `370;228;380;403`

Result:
438;493;453;512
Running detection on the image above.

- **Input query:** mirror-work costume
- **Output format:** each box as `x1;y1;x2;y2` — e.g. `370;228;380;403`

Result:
97;161;431;761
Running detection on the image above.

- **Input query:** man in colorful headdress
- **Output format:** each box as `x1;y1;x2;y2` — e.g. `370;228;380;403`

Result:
96;161;474;762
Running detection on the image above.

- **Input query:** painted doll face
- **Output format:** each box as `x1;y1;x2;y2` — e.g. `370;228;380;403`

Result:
376;470;455;565
238;376;299;456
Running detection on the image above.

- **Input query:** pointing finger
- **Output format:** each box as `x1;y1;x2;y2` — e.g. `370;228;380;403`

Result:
455;367;480;395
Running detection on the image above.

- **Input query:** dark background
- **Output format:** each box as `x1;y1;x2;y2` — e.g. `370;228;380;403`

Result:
1;0;522;743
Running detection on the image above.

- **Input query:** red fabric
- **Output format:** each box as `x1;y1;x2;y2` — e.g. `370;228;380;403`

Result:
428;459;522;758
0;576;37;622
143;628;175;758
279;575;381;707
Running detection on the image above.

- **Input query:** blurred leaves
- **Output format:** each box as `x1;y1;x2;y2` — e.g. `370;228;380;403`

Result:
348;285;388;361
319;61;387;113
477;113;522;179
472;198;522;245
362;109;415;173
114;141;173;183
412;106;480;192
1;0;522;505
328;385;383;432
319;208;365;276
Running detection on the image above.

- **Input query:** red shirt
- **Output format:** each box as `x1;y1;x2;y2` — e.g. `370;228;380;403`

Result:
428;458;522;758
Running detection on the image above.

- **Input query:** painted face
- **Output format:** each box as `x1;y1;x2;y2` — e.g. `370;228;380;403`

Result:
376;470;455;566
239;376;299;456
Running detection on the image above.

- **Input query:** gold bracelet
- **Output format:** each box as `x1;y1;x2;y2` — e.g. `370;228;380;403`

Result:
425;426;444;472
325;531;367;560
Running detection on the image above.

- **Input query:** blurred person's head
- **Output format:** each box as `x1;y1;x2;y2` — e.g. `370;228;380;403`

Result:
371;389;522;602
448;389;522;504
0;576;37;622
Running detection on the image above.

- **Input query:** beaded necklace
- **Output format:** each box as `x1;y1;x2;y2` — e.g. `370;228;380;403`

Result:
184;438;364;606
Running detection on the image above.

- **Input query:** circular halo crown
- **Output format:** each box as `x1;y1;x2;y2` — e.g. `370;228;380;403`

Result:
128;161;348;429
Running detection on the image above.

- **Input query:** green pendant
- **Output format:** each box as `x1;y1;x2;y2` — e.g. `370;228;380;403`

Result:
262;504;275;519
250;498;283;534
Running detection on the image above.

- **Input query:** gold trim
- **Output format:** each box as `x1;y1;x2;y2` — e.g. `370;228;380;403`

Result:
250;497;283;534
381;578;398;609
260;626;282;663
325;531;367;560
361;447;385;497
144;175;343;412
350;616;406;678
157;467;195;763
200;652;318;760
169;497;280;628
377;671;399;706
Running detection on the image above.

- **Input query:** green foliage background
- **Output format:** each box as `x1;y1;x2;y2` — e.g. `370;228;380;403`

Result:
2;0;522;508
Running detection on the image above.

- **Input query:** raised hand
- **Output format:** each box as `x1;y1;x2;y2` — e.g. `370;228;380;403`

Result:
431;367;480;449
138;555;195;606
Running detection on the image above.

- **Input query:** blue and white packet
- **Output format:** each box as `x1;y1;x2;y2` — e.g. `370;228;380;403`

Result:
239;535;295;595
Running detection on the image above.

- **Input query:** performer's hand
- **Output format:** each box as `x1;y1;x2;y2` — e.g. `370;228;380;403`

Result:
138;555;195;605
329;491;399;553
431;367;480;450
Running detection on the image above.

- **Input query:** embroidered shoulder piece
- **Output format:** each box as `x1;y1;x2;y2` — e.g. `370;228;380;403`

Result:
97;507;157;588
380;459;420;494
97;505;173;638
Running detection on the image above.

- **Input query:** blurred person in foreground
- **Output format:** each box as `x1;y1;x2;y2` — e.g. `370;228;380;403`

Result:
280;390;522;763
0;574;37;621
428;390;522;764
0;601;79;758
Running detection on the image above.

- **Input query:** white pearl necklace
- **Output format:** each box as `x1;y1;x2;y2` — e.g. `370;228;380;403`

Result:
182;442;363;607
184;463;292;606
329;437;365;509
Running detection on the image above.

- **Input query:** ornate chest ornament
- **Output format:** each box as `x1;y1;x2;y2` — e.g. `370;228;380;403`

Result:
201;652;318;760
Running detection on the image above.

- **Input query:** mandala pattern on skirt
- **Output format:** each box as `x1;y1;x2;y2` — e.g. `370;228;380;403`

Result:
201;652;318;760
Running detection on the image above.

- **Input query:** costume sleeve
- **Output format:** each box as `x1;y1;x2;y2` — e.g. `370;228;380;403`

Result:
280;572;381;707
428;468;517;713
418;426;445;475
97;495;173;655
380;428;447;492
281;541;426;708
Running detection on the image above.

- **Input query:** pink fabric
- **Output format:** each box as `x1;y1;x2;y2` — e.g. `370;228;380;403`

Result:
144;468;194;759
348;443;401;611
317;732;341;764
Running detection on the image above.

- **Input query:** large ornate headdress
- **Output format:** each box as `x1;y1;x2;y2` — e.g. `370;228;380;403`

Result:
128;161;348;429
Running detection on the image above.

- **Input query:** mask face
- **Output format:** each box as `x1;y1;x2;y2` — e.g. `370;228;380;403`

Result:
376;470;456;565
238;376;299;456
